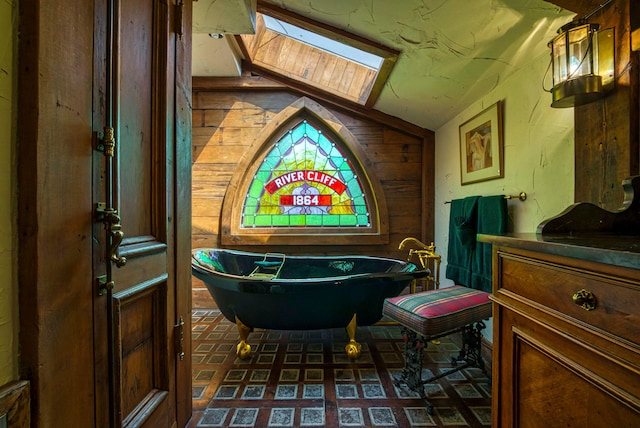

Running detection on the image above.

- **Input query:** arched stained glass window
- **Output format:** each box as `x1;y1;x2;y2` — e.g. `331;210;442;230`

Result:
242;119;371;229
221;97;389;246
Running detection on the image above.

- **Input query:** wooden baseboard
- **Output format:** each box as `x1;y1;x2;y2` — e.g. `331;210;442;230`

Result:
0;380;30;427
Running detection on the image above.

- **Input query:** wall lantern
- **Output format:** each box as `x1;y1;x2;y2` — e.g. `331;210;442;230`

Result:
548;20;615;108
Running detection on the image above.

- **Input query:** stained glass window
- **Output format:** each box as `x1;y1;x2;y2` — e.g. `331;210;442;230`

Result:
241;119;371;229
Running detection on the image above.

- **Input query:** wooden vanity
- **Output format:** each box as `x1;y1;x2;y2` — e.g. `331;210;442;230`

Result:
479;233;640;427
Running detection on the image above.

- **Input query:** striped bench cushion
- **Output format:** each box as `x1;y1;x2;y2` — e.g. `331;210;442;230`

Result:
382;285;492;337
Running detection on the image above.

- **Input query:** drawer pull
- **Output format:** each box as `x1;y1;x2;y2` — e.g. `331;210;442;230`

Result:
572;289;597;311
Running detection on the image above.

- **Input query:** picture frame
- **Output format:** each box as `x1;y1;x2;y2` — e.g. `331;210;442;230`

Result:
459;100;504;185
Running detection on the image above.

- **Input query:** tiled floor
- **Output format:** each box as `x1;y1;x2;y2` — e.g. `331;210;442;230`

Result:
188;309;491;427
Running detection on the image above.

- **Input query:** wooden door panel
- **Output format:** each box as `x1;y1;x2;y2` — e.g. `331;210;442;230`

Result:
116;0;164;242
112;253;168;288
114;277;168;423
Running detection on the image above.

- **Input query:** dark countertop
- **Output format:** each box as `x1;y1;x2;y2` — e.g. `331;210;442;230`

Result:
477;233;640;271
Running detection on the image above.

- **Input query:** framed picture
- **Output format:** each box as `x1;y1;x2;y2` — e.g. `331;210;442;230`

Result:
459;101;504;185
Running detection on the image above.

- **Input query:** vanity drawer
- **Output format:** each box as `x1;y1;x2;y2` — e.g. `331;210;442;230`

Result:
497;249;640;346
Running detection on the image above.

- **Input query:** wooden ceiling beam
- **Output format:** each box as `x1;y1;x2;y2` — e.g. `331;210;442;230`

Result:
193;71;431;138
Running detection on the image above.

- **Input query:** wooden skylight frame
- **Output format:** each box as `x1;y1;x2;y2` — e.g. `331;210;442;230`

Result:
235;2;399;108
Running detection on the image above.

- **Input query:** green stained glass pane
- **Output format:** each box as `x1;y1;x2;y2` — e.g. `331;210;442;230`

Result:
356;215;370;226
355;204;368;214
289;215;305;226
339;215;357;226
339;162;352;171
255;216;272;227
322;215;340;226
244;203;259;213
348;186;363;199
242;216;255;226
248;183;264;199
272;215;290;226
255;171;271;185
306;215;323;226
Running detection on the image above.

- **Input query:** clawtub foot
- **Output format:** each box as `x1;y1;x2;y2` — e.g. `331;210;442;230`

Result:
235;316;253;359
345;314;362;359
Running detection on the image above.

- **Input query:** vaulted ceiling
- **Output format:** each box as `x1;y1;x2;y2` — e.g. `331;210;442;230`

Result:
192;0;580;130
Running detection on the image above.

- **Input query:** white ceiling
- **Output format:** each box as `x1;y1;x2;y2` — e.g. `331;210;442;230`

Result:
192;0;575;130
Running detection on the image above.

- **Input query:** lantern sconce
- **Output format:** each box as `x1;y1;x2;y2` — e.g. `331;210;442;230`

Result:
547;2;615;108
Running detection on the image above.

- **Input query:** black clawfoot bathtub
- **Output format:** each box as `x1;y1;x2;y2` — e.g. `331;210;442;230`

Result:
192;248;430;359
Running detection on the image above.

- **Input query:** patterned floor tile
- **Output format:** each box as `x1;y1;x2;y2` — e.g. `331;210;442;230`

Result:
188;310;491;428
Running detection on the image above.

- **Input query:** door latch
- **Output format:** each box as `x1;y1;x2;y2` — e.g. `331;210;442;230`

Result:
96;202;127;267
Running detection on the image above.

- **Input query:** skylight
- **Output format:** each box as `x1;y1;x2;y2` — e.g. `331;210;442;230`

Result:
236;4;399;108
262;15;384;70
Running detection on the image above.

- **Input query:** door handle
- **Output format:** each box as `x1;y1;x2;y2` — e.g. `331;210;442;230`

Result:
96;203;127;267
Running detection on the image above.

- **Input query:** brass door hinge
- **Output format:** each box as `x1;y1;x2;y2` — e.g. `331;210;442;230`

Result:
96;126;116;156
175;0;184;39
96;275;115;296
174;316;185;360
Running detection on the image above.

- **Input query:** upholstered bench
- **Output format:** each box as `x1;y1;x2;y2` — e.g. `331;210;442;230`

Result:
382;285;492;413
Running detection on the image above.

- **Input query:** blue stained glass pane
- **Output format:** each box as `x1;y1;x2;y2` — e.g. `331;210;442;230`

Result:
291;124;305;143
330;157;344;168
317;134;333;154
263;156;279;171
305;124;319;142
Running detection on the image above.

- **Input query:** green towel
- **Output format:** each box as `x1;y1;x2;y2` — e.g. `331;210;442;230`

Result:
471;196;508;292
445;196;480;287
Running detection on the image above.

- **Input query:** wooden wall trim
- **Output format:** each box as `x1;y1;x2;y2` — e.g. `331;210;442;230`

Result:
192;75;288;91
0;381;30;427
192;74;433;139
421;132;435;246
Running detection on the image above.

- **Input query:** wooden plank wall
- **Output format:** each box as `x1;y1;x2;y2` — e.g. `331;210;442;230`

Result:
573;0;640;208
191;89;432;306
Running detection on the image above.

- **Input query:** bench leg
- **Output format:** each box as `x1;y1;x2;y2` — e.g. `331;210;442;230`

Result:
453;321;487;377
393;328;433;413
393;321;487;414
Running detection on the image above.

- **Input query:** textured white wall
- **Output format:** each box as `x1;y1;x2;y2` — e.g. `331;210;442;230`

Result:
0;0;17;385
433;51;575;341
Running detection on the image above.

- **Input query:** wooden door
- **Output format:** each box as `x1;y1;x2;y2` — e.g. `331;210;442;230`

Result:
92;0;192;426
